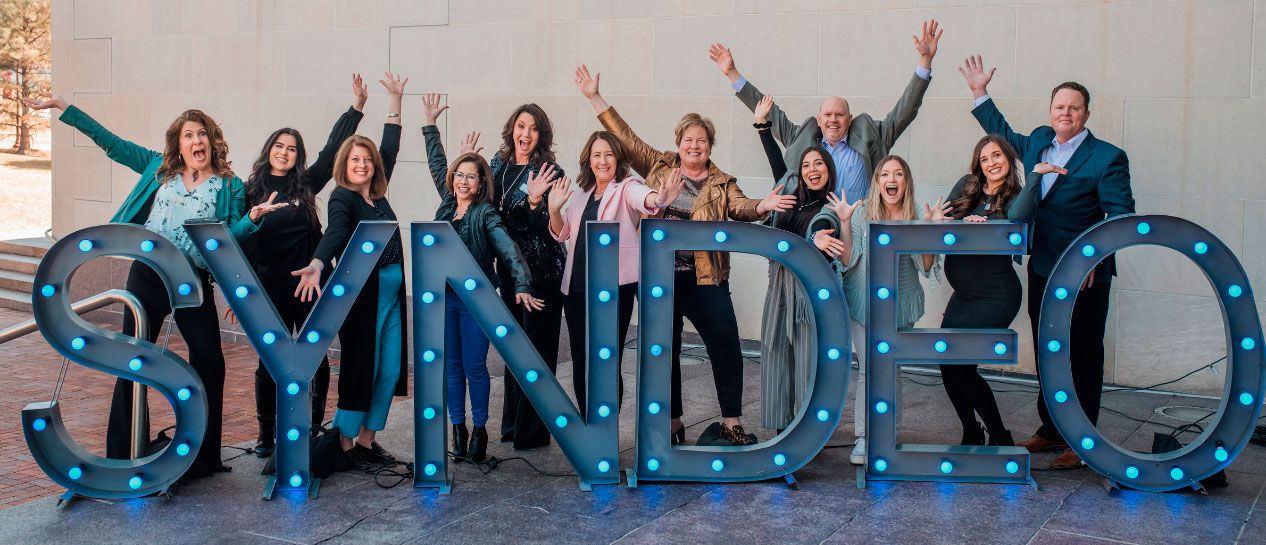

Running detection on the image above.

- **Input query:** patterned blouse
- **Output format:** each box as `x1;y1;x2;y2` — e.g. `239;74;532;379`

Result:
142;175;222;269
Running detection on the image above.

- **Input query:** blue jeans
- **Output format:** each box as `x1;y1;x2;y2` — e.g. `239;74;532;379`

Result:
445;293;490;426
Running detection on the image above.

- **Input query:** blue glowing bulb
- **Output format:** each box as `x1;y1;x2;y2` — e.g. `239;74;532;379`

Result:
1242;337;1257;350
423;350;436;363
597;460;611;473
422;234;435;246
70;337;85;350
1170;467;1185;480
827;348;841;360
816;409;830;422
289;473;303;487
934;340;948;353
652;229;665;241
1055;287;1068;300
423;406;436;420
943;233;956;246
464;278;477;291
1194;242;1208;255
1136;222;1151;235
1081;244;1095;257
40;284;55;298
874;401;888;414
1125;466;1139;479
598;290;611;302
204;239;219;252
1054;390;1068;403
777;240;790;253
1006;461;1019;474
1240;392;1255;406
178;283;192;296
286;382;300;395
332;284;346;297
525;370;538;382
360;241;375;254
175;443;190;457
262;332;276;345
68;466;83;480
31;418;46;431
424;463;437;476
77;239;93;252
940;460;953;474
177;388;192;401
1081;437;1095;450
875;459;888;472
1229;285;1243;298
1008;232;1023;245
599;233;612;246
598;347;611;360
994;343;1007;355
140;240;155;253
287;428;300;441
234;285;249;299
773;453;787;466
876;287;890;300
495;325;508;338
713;230;728;243
711;459;724;472
877;233;891;246
650;344;663;356
651;286;664;298
877;342;890;354
817;288;830;301
647;458;660;471
555;415;568;428
598;404;611;418
306;331;320;344
647;402;661;415
421;291;435;304
129;357;143;371
1215;446;1229;462
128;476;143;490
1047;340;1062;352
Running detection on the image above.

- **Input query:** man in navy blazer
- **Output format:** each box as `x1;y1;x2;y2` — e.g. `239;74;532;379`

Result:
960;55;1135;469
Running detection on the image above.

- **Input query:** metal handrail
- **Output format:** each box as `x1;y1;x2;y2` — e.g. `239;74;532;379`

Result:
0;289;150;458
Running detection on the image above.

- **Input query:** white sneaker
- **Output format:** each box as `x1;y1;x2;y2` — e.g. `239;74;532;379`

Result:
850;437;866;465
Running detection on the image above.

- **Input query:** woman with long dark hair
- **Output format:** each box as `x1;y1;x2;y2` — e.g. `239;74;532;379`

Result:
238;74;370;458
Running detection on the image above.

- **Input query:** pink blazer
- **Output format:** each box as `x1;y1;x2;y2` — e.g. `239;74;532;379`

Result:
550;175;656;294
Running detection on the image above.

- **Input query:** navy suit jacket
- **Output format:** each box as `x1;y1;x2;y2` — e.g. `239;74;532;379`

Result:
973;98;1135;278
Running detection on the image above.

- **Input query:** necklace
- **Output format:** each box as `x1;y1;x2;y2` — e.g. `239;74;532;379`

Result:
798;195;824;212
499;162;529;211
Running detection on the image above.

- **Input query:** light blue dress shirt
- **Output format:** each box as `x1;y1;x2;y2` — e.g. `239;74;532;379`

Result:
972;94;1089;198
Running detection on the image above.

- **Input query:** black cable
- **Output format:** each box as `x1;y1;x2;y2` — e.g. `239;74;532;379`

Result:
448;451;576;477
1101;356;1226;394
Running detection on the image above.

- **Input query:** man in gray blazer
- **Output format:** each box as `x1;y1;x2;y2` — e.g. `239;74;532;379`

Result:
709;19;941;203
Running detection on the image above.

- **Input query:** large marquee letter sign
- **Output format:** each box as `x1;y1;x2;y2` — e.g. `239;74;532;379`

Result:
1038;215;1265;492
631;220;851;484
185;220;397;498
26;224;208;499
410;221;622;491
864;220;1032;487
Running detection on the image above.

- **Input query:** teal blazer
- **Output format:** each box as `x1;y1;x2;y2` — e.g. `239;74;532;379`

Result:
59;105;260;240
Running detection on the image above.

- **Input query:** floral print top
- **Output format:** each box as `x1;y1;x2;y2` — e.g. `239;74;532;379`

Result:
142;175;223;269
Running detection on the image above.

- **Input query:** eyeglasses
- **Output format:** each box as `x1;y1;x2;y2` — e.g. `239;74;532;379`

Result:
453;173;481;182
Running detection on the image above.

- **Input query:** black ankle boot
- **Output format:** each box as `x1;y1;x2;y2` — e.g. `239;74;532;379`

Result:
469;426;488;463
987;429;1016;446
961;422;986;446
453;424;469;461
255;416;276;458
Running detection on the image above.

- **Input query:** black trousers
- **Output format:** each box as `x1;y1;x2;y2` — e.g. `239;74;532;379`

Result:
939;269;1023;440
670;271;745;419
1028;265;1112;441
563;283;636;418
107;260;226;477
497;269;564;449
253;272;331;430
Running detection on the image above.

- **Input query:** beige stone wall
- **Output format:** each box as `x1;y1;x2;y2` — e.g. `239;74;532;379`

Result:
51;0;1266;394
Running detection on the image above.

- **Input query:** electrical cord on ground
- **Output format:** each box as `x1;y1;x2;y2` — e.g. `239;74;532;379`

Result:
447;451;576;477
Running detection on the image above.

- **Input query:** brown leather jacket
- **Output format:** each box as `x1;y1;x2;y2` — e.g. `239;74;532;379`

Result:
598;106;768;285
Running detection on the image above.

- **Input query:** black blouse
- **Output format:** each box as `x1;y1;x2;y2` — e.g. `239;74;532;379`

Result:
312;123;403;269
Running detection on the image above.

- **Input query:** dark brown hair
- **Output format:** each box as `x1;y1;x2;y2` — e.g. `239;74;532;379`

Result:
497;104;556;166
246;128;321;229
1051;81;1090;109
155;109;233;182
447;152;495;205
332;135;388;200
576;131;631;193
949;134;1022;219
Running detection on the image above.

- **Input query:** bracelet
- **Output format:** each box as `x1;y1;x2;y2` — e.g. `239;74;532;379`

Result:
386;112;400;118
753;121;772;129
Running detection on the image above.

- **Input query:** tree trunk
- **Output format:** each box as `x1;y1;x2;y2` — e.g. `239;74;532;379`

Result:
15;68;32;154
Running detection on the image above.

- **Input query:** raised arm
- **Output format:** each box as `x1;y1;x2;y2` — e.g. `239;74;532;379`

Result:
710;43;800;147
576;65;661;178
28;95;159;174
421;93;454;197
378;72;407;180
305;74;368;191
960;55;1031;154
868;21;940;151
754;96;788;180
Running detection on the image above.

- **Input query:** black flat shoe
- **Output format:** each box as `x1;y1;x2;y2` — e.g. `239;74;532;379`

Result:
961;422;987;446
670;423;686;446
344;446;370;471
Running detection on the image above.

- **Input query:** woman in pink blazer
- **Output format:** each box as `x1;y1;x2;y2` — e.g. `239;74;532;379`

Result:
547;131;684;415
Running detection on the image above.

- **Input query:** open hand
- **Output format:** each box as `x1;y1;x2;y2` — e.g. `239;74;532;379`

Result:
813;228;847;258
755;96;774;124
923;196;951;221
708;43;739;80
23;94;68;111
249;191;291;222
547;176;572;212
516;292;546;312
655;168;687;209
527;163;558;206
574;65;601;99
352;73;368;111
757;184;797;214
912;19;943;68
422;92;448;125
1033;162;1068;176
379;71;408;96
958;55;995;97
826;193;862;224
459;131;483;155
291;259;324;303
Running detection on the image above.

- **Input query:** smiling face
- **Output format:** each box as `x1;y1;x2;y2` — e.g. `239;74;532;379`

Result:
452;159;482;201
876;158;908;207
977;141;1011;185
269;133;299;175
344;144;374;187
800;149;830;191
816;97;853;144
179;121;211;171
589;137;617;185
1050;88;1089;142
512;111;539;163
677;124;712;171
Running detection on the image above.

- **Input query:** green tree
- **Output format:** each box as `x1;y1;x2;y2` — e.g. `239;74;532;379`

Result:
0;0;52;154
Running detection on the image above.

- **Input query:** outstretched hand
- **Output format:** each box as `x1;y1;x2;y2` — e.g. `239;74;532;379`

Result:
757;184;797;214
352;73;368;111
379;71;408;96
546;176;572;212
754;96;775;124
813;228;847;258
527;163;559;206
291;260;325;303
23;94;68;111
458;131;483;155
249;191;291;222
1032;162;1068;176
574;64;601;99
708;42;740;82
912;19;943;68
422;92;448;125
826;193;862;224
655;168;687;209
923;196;951;221
958;55;995;98
516;292;546;312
